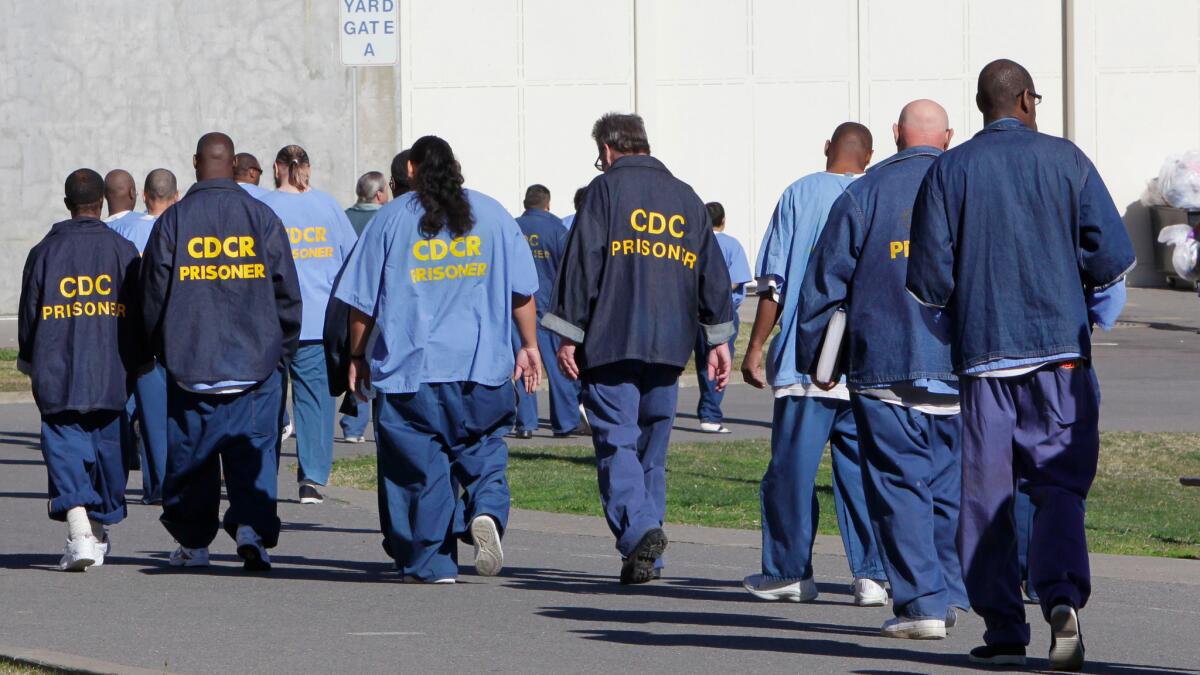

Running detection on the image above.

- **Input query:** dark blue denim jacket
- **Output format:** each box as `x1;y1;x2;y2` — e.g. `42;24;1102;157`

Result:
906;119;1135;371
515;208;568;317
797;146;954;386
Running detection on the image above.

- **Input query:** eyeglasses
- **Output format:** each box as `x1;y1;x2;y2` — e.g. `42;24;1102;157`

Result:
594;155;605;172
1025;90;1043;106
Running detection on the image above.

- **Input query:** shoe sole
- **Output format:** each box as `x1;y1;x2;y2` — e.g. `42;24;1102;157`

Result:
855;594;888;607
1049;606;1084;671
969;654;1027;666
237;545;272;572
882;622;946;640
169;559;209;568
60;556;96;572
471;517;504;577
743;582;817;603
620;529;668;585
299;496;324;504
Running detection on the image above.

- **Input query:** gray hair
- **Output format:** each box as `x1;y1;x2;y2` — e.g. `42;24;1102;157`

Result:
355;171;387;202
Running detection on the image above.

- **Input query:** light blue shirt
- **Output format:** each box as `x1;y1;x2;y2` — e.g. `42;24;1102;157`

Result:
107;211;156;254
335;189;539;394
561;213;575;230
714;231;752;311
239;182;270;200
259;189;357;341
756;171;859;388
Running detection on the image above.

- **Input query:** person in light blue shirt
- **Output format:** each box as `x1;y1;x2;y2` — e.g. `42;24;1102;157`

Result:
739;122;887;607
259;145;357;506
560;186;587;231
338;135;541;583
235;153;270;200
692;201;752;433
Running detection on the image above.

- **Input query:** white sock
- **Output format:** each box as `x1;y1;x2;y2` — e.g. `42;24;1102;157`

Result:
66;507;91;540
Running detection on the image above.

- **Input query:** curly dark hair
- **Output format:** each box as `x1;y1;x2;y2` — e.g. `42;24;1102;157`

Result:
409;136;473;238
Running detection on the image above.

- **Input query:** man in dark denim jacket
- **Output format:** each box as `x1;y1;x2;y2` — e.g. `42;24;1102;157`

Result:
799;100;967;641
907;60;1135;670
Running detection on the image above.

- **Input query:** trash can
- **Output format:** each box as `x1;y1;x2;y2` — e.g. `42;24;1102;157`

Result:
1149;206;1200;289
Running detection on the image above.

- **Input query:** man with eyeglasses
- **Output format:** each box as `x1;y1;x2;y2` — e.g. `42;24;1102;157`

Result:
234;153;267;199
907;59;1135;671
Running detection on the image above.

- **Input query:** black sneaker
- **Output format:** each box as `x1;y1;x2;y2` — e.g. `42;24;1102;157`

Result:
968;644;1027;666
553;424;589;438
508;429;534;440
1048;605;1085;671
619;528;668;585
299;483;324;505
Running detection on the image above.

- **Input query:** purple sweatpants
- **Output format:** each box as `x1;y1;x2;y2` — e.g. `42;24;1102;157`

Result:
959;362;1099;647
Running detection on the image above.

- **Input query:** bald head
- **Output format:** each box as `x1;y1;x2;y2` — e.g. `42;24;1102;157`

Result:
234;152;263;185
104;169;136;216
977;58;1038;128
895;99;953;151
825;122;873;173
194;132;235;181
143;168;179;216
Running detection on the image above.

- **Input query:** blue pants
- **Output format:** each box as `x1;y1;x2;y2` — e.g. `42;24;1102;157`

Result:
511;323;582;434
375;382;513;581
852;396;968;619
289;343;335;486
339;395;371;439
41;411;127;525
582;361;678;563
161;371;283;549
129;363;169;503
959;364;1099;647
1014;486;1038;601
693;322;738;424
760;395;884;581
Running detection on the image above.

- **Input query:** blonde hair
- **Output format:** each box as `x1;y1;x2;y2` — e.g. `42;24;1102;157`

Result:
274;144;311;191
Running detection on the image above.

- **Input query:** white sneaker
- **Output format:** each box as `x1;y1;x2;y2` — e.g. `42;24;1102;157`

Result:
699;422;732;434
403;575;456;584
235;525;271;572
853;578;889;606
92;529;110;567
881;616;946;639
1049;605;1085;671
343;435;366;444
58;535;99;572
470;515;504;577
281;423;294;441
169;545;210;567
742;574;818;602
578;404;591;434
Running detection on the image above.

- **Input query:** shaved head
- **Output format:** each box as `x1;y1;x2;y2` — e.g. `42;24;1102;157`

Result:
826;122;873;173
143;168;179;216
195;132;235;181
103;169;136;215
895;99;953;151
977;58;1037;126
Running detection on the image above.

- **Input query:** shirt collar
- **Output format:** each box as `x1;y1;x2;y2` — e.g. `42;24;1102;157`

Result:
104;210;130;223
351;202;383;211
868;145;943;172
980;117;1030;134
185;177;244;196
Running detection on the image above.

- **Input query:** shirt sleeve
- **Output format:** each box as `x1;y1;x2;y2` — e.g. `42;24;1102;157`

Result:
756;191;794;301
727;238;753;286
16;247;40;374
332;202;359;260
509;219;539;298
264;212;302;364
1078;160;1137;288
542;181;607;344
139;205;176;357
333;211;389;318
906;164;956;309
1087;278;1127;331
697;218;735;346
796;191;862;372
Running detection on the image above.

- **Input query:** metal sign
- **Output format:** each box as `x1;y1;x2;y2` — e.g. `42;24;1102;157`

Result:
340;0;398;66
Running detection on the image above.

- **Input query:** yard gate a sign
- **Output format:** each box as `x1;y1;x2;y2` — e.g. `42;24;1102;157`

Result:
340;0;398;66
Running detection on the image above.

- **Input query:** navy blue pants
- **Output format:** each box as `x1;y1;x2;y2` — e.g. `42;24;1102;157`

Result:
760;395;884;581
161;371;283;549
582;361;678;563
375;382;512;581
959;364;1099;646
41;410;128;525
511;323;582;434
340;396;370;438
693;322;738;424
852;396;968;619
127;363;168;503
290;343;335;485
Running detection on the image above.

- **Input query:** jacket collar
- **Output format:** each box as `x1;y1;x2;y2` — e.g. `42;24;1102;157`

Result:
609;154;671;175
977;117;1031;136
867;145;943;173
185;177;244;197
49;216;107;235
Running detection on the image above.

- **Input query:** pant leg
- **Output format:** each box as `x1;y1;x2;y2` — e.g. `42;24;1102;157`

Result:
830;398;886;581
134;363;169;503
959;376;1027;647
375;388;460;581
41;411;127;525
446;383;514;537
219;371;284;548
161;382;224;549
290;343;336;486
759;395;838;581
851;396;946;619
540;327;581;434
339;395;371;438
636;365;680;554
1014;485;1035;586
1013;364;1100;620
930;413;969;611
510;323;539;432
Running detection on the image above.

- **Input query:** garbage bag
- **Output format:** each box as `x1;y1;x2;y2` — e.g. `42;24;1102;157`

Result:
1157;151;1200;209
1157;224;1199;280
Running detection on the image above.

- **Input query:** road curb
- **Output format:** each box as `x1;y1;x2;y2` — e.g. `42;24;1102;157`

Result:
0;645;176;675
0;391;34;405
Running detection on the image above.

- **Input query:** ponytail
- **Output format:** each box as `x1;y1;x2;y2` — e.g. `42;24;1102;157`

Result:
274;144;311;191
409;135;473;238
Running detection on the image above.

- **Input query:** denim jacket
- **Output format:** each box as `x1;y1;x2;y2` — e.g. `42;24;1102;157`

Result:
906;119;1135;371
797;146;955;386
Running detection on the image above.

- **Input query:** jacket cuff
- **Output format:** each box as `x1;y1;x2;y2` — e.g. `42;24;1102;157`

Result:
540;313;585;343
703;320;736;347
16;358;32;376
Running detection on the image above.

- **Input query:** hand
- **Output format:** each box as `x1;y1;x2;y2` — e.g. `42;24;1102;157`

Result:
707;342;732;392
813;377;838;391
348;356;371;401
741;346;766;389
513;346;542;394
557;339;580;380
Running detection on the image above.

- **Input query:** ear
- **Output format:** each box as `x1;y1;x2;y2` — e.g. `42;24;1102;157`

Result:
944;128;955;150
892;123;901;147
406;159;415;179
865;149;874;165
824;140;831;157
63;197;73;214
192;154;199;169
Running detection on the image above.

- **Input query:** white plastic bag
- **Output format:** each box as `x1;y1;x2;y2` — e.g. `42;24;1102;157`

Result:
1157;151;1200;209
1156;224;1199;280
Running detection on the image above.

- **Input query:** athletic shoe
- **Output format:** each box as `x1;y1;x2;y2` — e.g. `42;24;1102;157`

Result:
1048;605;1085;671
553;424;590;438
577;405;592;434
508;429;533;440
168;545;210;568
699;422;732;434
852;578;888;606
403;575;456;584
299;483;324;505
968;644;1027;666
281;423;294;441
619;528;668;585
742;574;818;602
945;607;959;629
881;616;946;639
343;435;366;444
470;515;504;577
92;529;110;567
58;535;99;572
235;526;271;572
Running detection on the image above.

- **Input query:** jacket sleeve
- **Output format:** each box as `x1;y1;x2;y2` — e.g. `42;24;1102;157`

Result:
265;213;303;365
696;214;735;347
542;181;607;343
139;206;176;357
1078;160;1137;289
16;248;40;375
906;164;956;309
796;191;862;372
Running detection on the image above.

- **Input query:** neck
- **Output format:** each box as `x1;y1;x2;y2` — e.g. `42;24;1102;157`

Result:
278;183;304;194
146;202;169;217
107;202;133;214
825;158;863;174
71;210;100;220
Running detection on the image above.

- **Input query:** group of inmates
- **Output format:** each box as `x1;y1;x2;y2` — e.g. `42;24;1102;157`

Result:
17;58;1131;671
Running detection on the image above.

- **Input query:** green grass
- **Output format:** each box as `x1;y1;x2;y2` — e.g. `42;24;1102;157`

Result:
0;348;28;393
0;657;67;675
330;432;1200;559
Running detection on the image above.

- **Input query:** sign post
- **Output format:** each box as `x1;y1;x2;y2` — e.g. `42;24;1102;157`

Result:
340;0;400;179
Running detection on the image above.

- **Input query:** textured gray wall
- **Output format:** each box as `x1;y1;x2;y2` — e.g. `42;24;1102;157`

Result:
0;0;402;311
